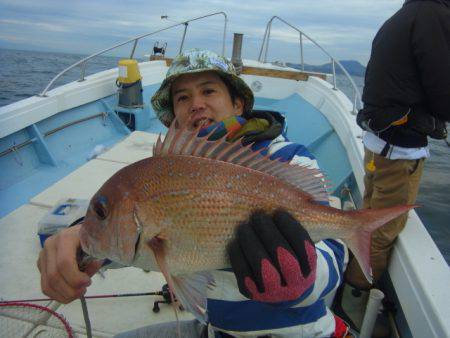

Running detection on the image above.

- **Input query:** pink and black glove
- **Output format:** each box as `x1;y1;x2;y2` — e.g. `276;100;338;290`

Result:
228;210;317;303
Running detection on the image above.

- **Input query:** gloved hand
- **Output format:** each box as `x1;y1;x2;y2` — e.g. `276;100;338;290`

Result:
428;119;447;139
407;109;448;139
228;210;317;303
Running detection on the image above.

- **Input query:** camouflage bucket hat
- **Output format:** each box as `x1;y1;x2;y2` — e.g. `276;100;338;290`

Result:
151;48;254;127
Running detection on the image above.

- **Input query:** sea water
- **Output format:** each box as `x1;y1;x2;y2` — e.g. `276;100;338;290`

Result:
0;48;449;263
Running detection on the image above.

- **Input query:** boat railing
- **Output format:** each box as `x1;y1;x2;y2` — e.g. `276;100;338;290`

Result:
258;16;362;114
38;12;228;97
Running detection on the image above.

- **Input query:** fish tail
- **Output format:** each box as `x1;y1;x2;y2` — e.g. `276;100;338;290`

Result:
345;204;417;284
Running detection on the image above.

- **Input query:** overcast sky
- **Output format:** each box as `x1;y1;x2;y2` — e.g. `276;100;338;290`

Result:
0;0;405;65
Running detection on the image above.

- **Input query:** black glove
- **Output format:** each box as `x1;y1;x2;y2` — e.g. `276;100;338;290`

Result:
407;110;448;140
227;210;317;303
429;119;447;139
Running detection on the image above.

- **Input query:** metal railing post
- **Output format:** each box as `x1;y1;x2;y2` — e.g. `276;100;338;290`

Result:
78;62;87;82
179;22;189;54
300;33;304;71
222;14;227;56
353;88;358;114
258;23;270;62
130;39;138;59
332;59;337;90
264;21;272;63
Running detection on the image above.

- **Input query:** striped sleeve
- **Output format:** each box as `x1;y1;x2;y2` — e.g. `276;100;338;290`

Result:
291;239;348;308
266;135;320;169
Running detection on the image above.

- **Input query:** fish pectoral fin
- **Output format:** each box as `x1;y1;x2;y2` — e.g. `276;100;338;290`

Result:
147;237;214;324
171;272;215;324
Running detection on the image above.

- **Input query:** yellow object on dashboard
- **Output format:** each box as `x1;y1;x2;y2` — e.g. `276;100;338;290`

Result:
118;59;142;84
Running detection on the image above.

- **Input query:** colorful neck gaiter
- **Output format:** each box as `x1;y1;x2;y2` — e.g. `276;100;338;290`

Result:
197;116;247;140
197;116;270;142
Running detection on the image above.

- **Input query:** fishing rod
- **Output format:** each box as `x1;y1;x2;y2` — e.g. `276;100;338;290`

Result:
0;285;178;312
0;291;165;304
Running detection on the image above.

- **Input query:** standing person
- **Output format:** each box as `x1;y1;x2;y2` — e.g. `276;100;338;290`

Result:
336;0;450;332
38;49;349;337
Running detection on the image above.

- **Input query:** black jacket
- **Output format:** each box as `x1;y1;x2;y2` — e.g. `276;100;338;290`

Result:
357;0;450;147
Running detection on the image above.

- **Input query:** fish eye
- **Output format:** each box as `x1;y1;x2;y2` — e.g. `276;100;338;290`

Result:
93;196;108;220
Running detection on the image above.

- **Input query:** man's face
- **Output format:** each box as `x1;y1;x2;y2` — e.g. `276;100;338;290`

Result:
171;71;244;129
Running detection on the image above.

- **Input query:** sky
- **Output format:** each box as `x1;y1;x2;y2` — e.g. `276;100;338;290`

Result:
0;0;405;66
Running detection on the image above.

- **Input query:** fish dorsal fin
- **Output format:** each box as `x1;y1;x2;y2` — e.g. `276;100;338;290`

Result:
153;120;330;203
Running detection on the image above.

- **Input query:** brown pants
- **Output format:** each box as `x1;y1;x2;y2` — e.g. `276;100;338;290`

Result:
345;148;425;289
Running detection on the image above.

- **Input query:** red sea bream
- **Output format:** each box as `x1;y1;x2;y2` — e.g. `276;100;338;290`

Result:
80;122;415;321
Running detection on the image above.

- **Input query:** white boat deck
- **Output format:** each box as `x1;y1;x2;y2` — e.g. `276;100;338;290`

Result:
0;131;194;337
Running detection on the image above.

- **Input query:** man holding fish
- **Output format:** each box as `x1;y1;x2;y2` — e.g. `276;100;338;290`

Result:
38;49;413;337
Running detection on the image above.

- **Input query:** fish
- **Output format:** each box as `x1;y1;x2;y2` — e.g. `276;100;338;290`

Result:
80;121;416;322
